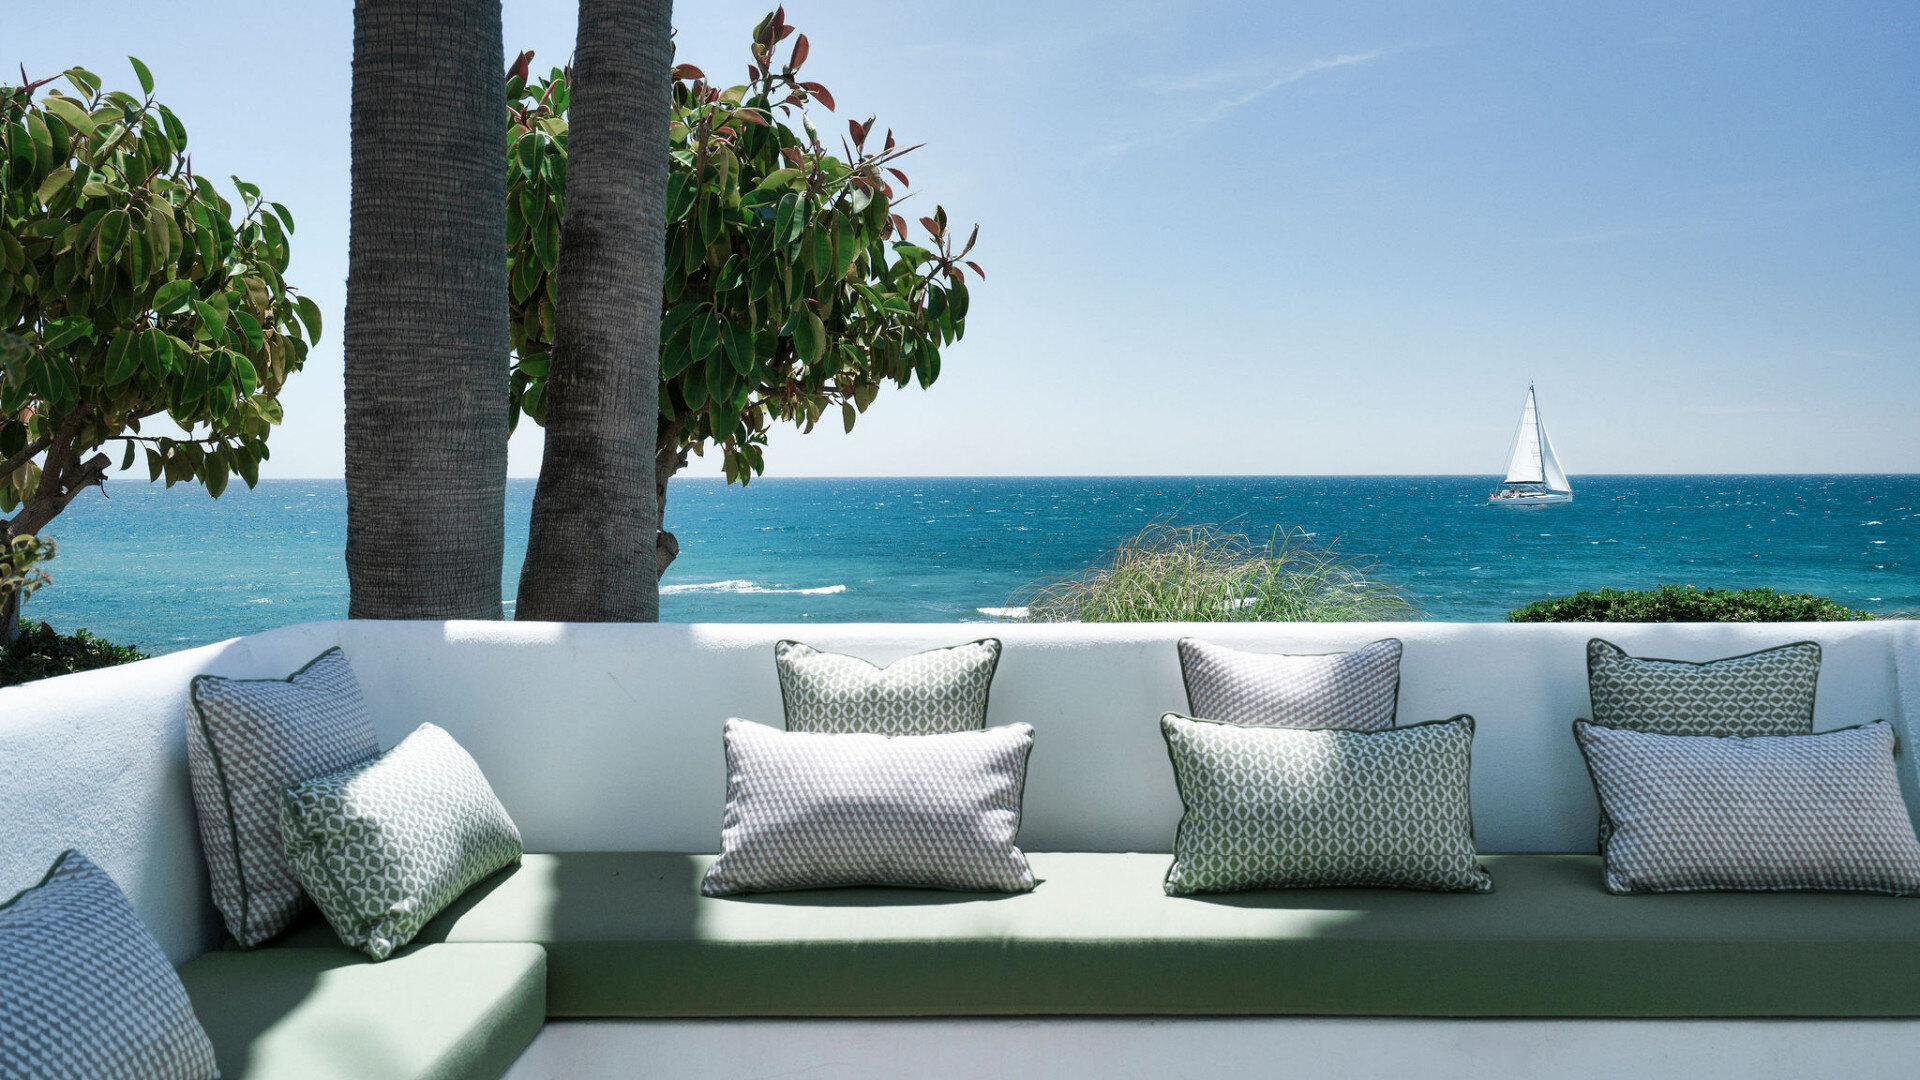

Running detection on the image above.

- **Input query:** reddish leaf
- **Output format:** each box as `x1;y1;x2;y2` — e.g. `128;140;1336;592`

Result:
748;63;761;81
734;109;770;126
880;181;894;198
792;34;810;68
919;216;943;238
777;24;795;41
848;118;868;146
671;64;706;81
890;214;909;239
799;82;835;111
885;129;896;151
960;224;978;257
966;261;985;279
508;50;534;83
782;146;804;167
887;168;910;187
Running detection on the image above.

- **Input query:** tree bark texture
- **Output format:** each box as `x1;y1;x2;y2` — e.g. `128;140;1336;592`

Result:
345;0;510;619
515;0;673;622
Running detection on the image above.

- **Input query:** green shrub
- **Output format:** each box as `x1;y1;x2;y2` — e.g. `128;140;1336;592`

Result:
0;620;145;687
1507;585;1874;623
1014;522;1416;623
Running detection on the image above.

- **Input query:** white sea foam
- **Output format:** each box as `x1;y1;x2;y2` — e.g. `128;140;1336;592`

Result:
659;579;847;596
976;606;1029;619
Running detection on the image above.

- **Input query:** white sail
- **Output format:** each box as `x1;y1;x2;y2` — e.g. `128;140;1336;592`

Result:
1539;409;1571;493
1501;388;1544;484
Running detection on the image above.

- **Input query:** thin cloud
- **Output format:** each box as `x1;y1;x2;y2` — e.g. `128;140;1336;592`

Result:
1196;51;1385;123
1101;49;1386;156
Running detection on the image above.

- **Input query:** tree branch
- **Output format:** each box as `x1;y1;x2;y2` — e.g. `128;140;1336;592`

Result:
0;434;53;482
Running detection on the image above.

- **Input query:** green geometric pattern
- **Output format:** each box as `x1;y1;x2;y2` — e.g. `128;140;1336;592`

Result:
281;723;522;961
776;638;1001;735
1161;714;1493;895
1585;638;1820;737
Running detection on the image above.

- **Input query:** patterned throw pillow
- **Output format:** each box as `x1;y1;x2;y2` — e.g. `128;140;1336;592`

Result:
1176;637;1403;730
1161;713;1493;895
1574;720;1920;895
701;718;1035;896
281;723;522;961
775;638;1002;735
1586;638;1821;736
187;646;379;946
0;851;218;1080
1585;639;1821;852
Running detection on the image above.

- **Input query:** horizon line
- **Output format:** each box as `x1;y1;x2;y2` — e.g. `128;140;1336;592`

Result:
226;471;1920;481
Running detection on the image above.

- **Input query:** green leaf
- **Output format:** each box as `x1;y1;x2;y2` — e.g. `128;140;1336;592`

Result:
534;215;559;270
795;310;826;364
34;167;74;205
42;96;96;136
773;193;798;250
153;279;195;315
688;309;720;362
665;171;696;223
129;56;155;95
722;320;753;376
269;201;295;233
293;295;322;342
105;332;140;385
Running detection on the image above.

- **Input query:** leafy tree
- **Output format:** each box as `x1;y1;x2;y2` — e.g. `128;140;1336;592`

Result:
515;0;673;622
345;0;510;619
1;60;316;640
506;7;982;573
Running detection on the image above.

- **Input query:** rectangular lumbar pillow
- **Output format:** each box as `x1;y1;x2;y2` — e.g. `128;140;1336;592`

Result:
776;638;1002;735
1585;638;1821;737
0;851;219;1079
1177;637;1402;730
1585;638;1822;852
282;722;523;961
187;646;380;946
1161;713;1492;895
1574;719;1920;895
702;718;1035;895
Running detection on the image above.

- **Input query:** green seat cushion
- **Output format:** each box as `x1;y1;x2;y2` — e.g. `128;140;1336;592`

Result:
178;943;544;1080
280;852;1920;1018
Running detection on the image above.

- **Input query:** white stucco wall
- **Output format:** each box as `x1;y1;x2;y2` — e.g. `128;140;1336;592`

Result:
3;619;1916;964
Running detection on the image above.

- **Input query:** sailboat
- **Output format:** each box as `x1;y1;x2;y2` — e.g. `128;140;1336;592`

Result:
1488;384;1572;505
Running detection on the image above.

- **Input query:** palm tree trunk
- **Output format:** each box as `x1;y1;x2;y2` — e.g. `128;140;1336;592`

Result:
345;0;511;619
514;0;673;622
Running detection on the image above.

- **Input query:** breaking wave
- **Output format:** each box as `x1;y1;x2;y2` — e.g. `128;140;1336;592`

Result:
658;579;847;596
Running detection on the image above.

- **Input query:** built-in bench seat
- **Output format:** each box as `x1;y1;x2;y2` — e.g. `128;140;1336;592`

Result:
268;852;1920;1018
177;942;546;1080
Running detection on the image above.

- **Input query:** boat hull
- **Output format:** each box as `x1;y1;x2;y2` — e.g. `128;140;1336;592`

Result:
1488;490;1572;506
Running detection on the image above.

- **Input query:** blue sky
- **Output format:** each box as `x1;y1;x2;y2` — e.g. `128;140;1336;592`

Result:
12;1;1918;476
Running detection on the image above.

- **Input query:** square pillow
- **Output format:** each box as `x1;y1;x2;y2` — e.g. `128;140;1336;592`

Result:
1177;637;1402;730
1585;638;1821;852
701;718;1035;896
1161;713;1492;895
281;722;522;961
186;646;379;946
776;638;1002;735
0;851;218;1080
1574;720;1920;895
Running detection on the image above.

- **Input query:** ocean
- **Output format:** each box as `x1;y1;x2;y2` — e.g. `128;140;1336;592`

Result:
21;475;1919;654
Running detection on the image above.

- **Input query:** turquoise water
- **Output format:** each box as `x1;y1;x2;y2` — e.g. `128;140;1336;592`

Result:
22;475;1920;653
